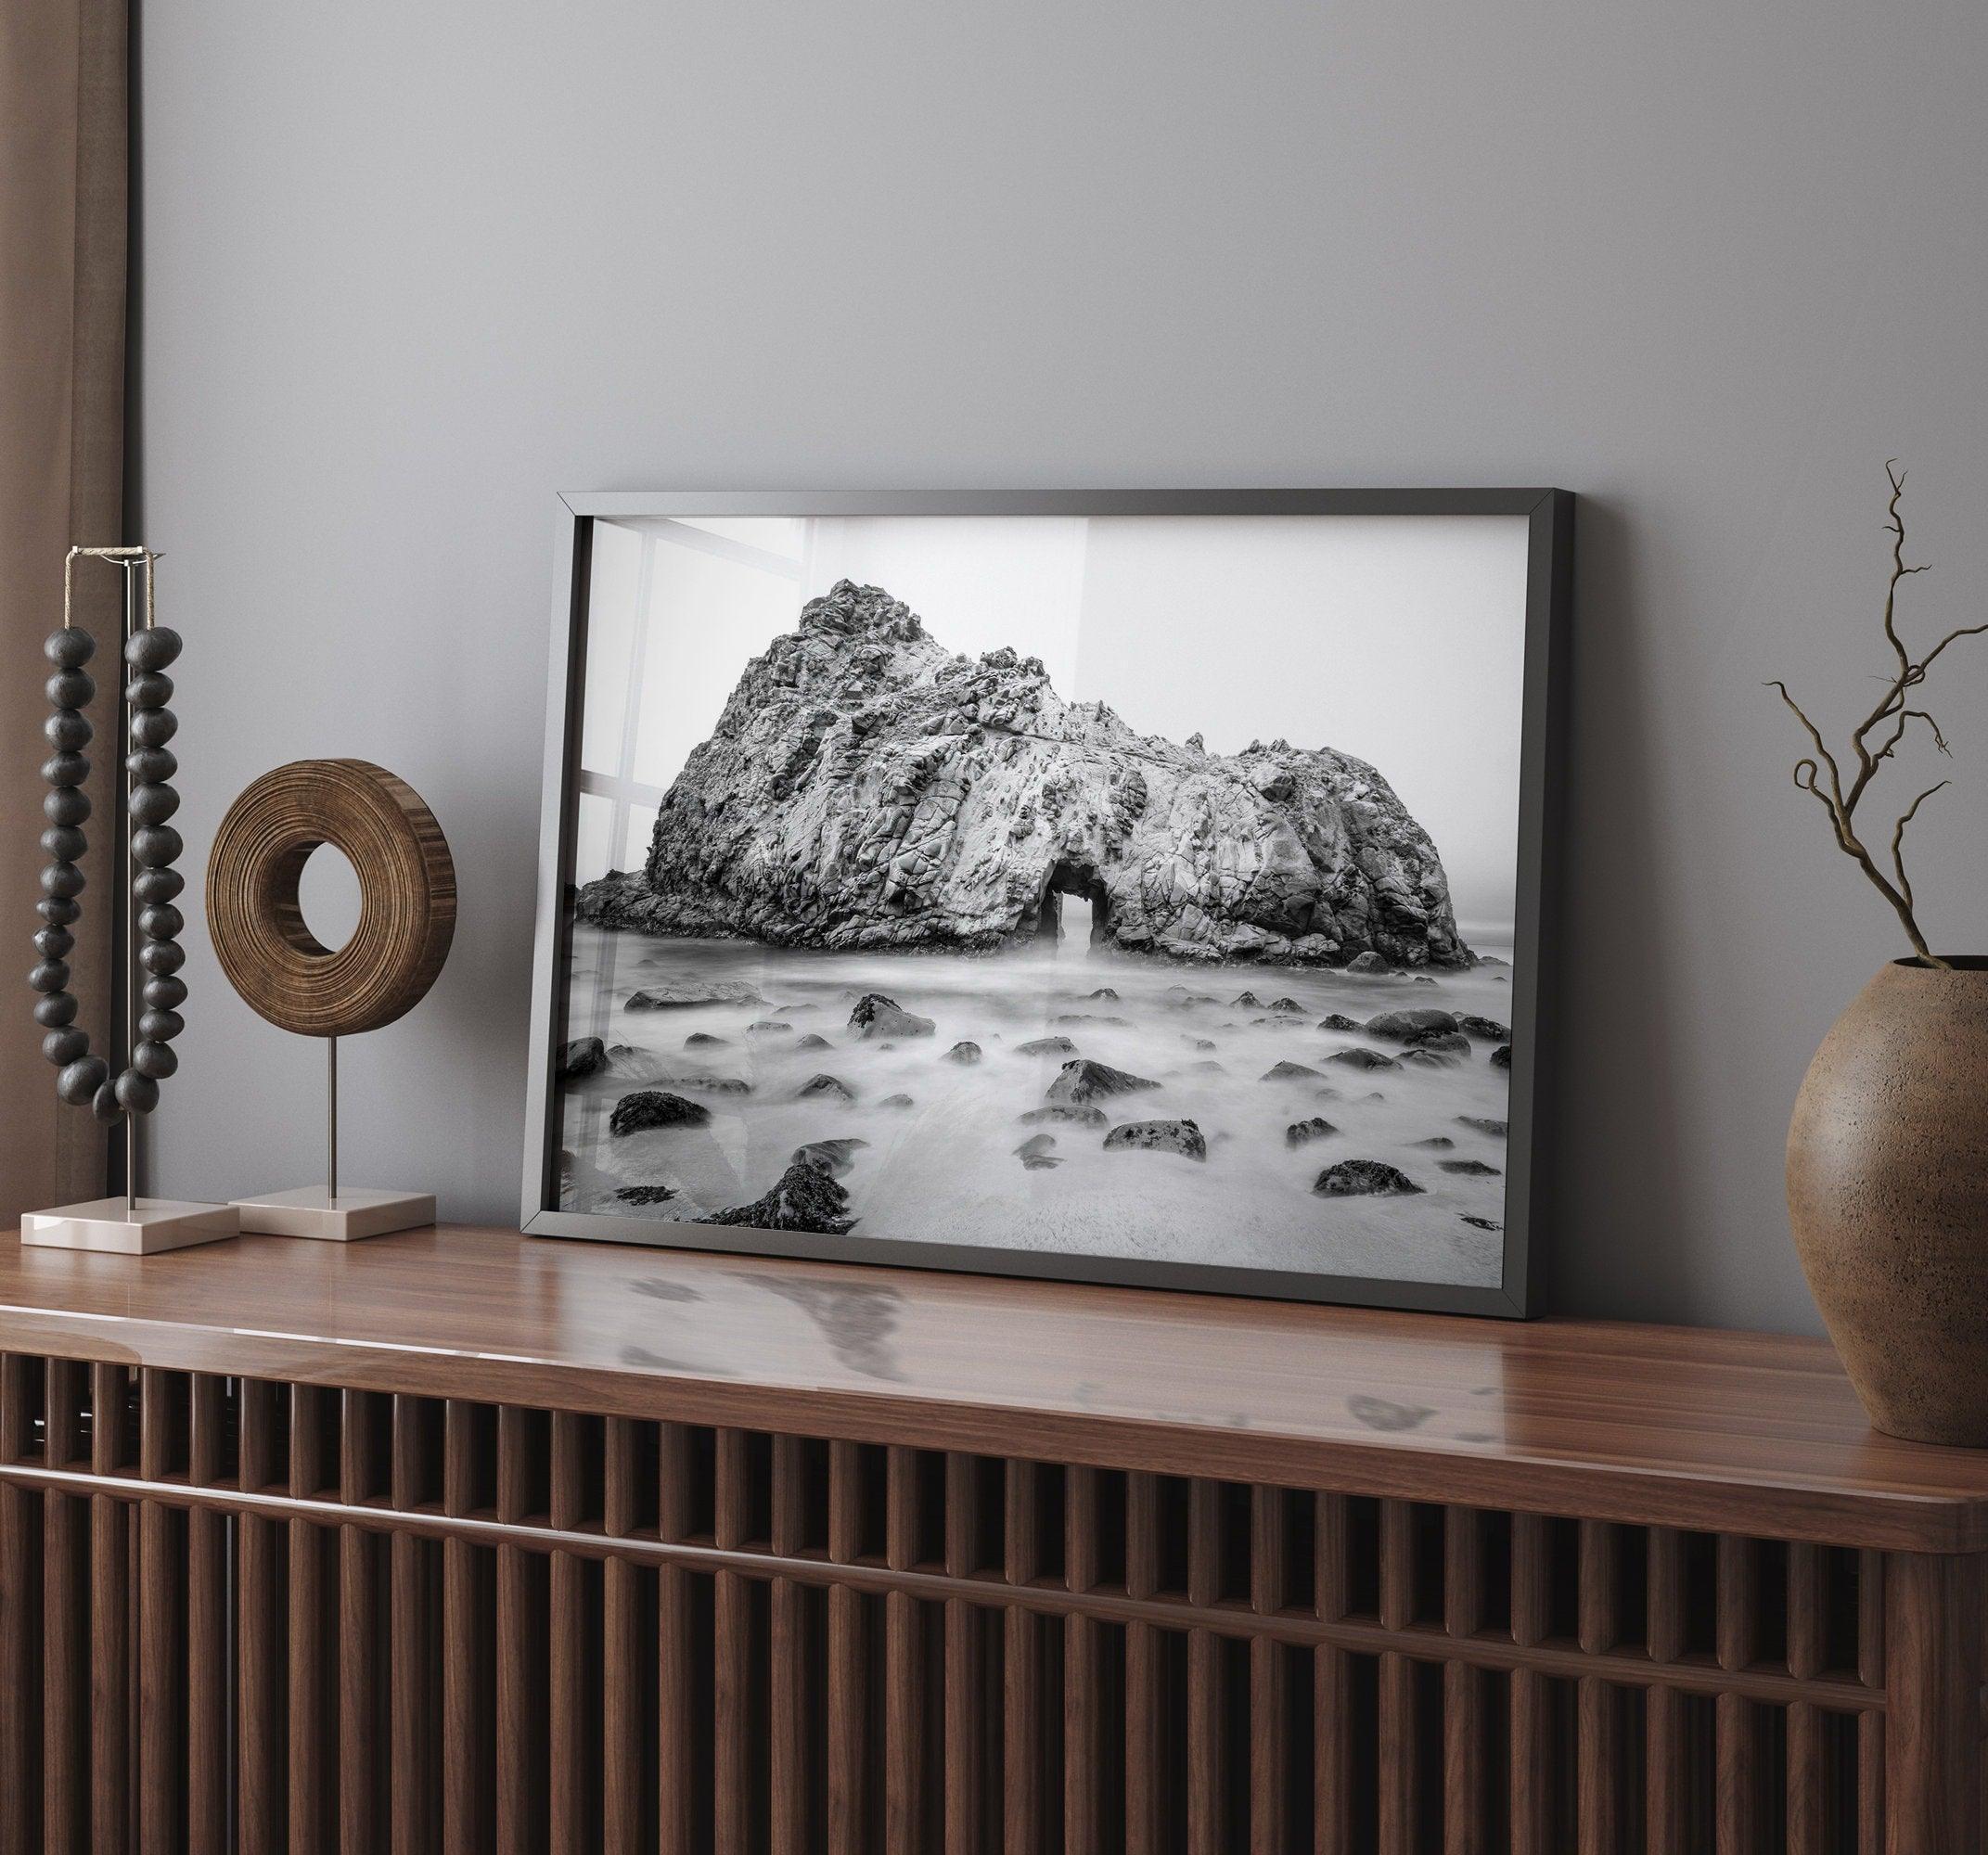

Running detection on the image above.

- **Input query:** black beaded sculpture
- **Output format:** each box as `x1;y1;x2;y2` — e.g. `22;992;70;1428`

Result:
33;617;186;1123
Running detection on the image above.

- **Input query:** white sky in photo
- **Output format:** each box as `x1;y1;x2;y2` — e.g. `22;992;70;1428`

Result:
582;513;1529;937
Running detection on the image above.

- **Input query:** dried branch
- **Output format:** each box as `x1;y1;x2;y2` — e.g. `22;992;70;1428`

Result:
1769;467;1982;967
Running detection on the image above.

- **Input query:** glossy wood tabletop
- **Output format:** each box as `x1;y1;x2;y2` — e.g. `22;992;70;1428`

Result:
2;1222;1984;1550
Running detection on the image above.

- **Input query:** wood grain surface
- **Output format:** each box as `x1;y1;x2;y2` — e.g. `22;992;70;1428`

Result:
0;1223;1985;1551
205;758;455;1037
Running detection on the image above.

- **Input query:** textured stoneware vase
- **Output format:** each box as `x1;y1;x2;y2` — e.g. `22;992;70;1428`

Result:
1788;957;1988;1444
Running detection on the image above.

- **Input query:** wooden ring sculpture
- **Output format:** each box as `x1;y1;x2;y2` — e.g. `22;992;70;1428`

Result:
207;761;455;1037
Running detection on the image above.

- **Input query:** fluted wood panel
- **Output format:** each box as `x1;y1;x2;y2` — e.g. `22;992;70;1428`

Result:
0;1353;1971;1853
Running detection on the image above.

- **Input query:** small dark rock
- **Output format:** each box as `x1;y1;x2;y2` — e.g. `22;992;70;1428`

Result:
1440;1158;1501;1176
746;1020;793;1037
1398;1047;1459;1069
1046;1058;1160;1107
609;1091;711;1135
1457;1116;1508;1138
879;1093;915;1109
1087;987;1119;1001
1458;1015;1510;1041
1231;991;1263;1007
1286;1117;1338;1148
1103;1118;1207;1160
1490;1044;1512;1070
1346;952;1391;975
944;1040;982;1065
1314;1159;1423;1196
558;1036;606;1081
1013;1132;1058;1164
1261;1060;1324;1082
795;1032;833;1051
848;992;935;1039
626;983;763;1011
613;1183;677;1207
1410;1136;1456;1150
1053;1013;1128;1027
1365;1008;1458;1042
1183;1036;1218;1051
796;1074;857;1104
1020;1103;1109;1129
685;1031;727;1048
1405;1029;1471;1055
1327;1047;1399;1071
1459;1214;1504;1232
1410;975;1437;986
1317;1013;1361;1031
1265;996;1303;1013
794;1137;870;1176
1018;1034;1077;1057
698;1159;855;1235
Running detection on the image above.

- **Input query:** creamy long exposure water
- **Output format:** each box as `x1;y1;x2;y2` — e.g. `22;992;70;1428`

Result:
558;922;1515;1287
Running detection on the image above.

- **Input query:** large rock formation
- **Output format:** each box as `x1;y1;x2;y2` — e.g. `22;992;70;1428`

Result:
577;580;1472;967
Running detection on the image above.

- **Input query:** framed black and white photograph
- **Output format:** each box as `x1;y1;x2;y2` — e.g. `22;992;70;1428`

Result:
522;492;1569;1315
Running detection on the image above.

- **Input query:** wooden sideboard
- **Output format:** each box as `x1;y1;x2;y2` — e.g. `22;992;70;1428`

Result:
0;1223;1983;1853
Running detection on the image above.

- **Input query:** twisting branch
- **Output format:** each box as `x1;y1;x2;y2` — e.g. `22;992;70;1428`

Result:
1768;466;1982;967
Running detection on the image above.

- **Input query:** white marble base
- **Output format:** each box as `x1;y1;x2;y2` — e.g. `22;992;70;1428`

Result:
230;1185;436;1242
22;1196;241;1255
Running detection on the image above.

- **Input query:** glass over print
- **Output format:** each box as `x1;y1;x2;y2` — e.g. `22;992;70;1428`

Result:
527;494;1566;1315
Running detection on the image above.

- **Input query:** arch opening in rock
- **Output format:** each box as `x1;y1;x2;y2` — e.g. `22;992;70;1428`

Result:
1035;858;1109;953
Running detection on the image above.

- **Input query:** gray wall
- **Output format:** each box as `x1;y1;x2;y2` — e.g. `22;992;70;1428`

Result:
134;0;1988;1334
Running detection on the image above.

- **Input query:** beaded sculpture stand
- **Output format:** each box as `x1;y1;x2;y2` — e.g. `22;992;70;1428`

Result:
22;547;237;1252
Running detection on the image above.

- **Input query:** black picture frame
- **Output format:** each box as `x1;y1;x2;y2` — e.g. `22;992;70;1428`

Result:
521;490;1571;1317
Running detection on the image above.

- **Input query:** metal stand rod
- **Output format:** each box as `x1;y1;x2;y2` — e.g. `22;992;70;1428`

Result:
327;1035;338;1206
122;560;139;1218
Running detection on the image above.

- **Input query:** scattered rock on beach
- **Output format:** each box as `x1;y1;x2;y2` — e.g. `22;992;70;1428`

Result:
849;992;935;1039
794;1033;833;1051
1490;1044;1512;1069
1020;1104;1108;1128
1317;1013;1361;1031
614;1183;676;1206
1327;1047;1399;1071
1314;1159;1423;1196
1018;1035;1077;1057
1440;1158;1501;1176
944;1041;982;1065
794;1138;869;1176
1046;1058;1160;1107
879;1093;915;1109
1458;1015;1510;1041
698;1159;855;1235
795;1073;857;1104
685;1031;727;1048
1346;952;1392;975
1457;1116;1508;1138
1405;1029;1471;1055
1366;1008;1458;1042
626;982;763;1011
1013;1132;1060;1170
1261;1060;1325;1082
1410;1136;1456;1150
558;1037;605;1081
1104;1119;1207;1160
1286;1117;1338;1148
609;1091;712;1135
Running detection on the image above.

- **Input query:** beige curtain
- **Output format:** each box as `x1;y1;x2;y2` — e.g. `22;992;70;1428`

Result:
1;0;126;1219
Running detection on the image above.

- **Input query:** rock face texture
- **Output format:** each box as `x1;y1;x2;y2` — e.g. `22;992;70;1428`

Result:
576;580;1472;968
